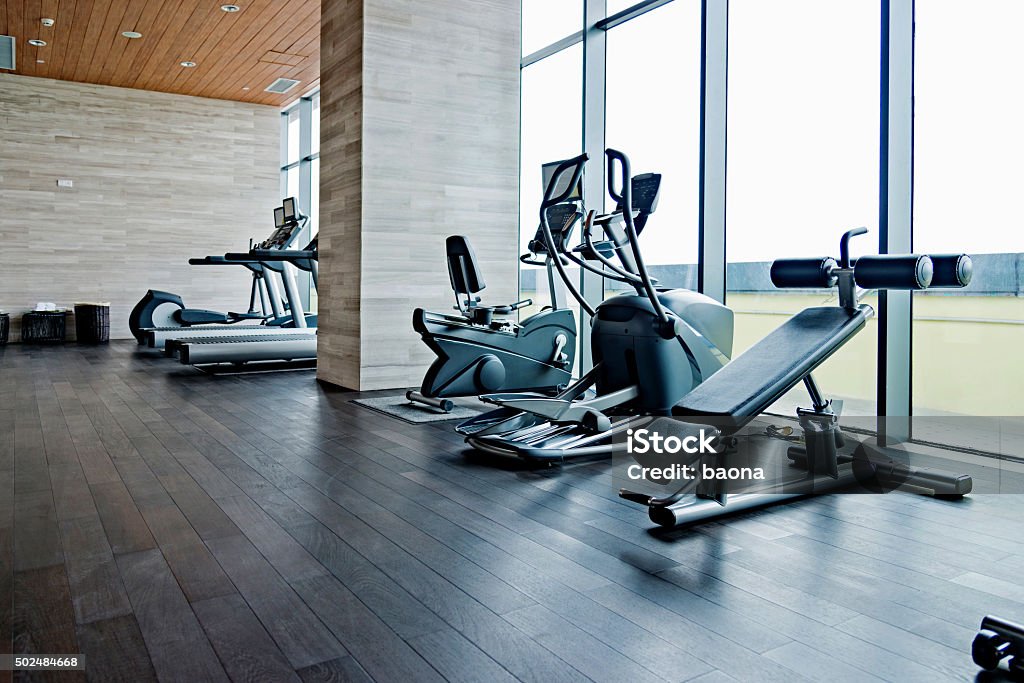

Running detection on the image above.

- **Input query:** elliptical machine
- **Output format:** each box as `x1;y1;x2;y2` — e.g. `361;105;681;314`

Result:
458;150;733;460
407;172;586;412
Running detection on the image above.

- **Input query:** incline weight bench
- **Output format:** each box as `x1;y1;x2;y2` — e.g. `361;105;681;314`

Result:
620;228;975;527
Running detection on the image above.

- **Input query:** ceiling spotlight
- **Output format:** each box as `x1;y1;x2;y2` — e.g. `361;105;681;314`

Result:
122;31;143;39
180;61;197;68
36;59;45;63
220;4;241;12
28;39;47;47
41;18;55;27
242;86;250;91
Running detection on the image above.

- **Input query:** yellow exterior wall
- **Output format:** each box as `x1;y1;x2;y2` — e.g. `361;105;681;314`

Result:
520;286;1024;417
912;295;1024;415
730;293;1024;416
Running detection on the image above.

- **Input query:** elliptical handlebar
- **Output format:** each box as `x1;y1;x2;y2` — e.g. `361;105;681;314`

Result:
605;148;676;339
539;154;595;317
576;211;645;284
530;150;672;325
518;253;548;267
605;148;630;209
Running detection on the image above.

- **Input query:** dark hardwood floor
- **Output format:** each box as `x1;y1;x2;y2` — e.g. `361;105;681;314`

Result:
2;341;1022;682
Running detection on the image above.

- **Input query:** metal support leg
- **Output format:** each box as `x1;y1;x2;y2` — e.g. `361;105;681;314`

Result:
264;273;286;319
258;277;271;317
279;263;308;328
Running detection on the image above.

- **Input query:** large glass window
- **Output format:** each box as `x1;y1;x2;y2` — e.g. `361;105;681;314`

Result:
606;0;644;16
286;107;301;165
726;0;880;415
522;1;582;56
516;0;1020;452
285;166;300;202
912;1;1024;445
280;92;321;313
605;0;701;295
310;157;320;313
519;45;583;317
311;94;320;156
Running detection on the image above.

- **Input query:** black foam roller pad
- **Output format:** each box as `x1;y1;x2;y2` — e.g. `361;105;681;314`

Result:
928;254;972;287
854;254;933;290
770;257;838;289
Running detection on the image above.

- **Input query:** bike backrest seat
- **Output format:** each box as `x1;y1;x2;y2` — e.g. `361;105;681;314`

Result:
673;305;870;427
447;235;486;296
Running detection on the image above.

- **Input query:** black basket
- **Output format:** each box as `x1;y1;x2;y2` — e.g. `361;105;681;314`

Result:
0;313;8;346
74;304;110;344
22;312;66;343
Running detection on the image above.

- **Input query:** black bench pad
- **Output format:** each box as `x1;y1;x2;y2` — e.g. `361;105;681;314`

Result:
673;305;870;421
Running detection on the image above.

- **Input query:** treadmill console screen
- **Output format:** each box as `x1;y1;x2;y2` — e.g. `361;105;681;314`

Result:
282;197;298;222
259;202;299;249
262;226;296;250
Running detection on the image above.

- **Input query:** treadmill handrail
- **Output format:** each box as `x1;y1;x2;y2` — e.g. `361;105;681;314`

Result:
224;250;317;261
189;256;263;266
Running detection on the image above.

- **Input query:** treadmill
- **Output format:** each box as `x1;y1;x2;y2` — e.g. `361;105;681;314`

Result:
143;198;314;349
169;236;319;366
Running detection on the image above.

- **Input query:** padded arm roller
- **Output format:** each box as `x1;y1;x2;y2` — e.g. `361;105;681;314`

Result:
928;254;973;287
770;257;839;288
854;255;933;290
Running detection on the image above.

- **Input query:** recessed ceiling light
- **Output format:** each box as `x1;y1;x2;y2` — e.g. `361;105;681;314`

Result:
220;4;241;12
122;31;143;39
180;61;197;68
28;39;47;47
36;59;45;64
242;86;250;91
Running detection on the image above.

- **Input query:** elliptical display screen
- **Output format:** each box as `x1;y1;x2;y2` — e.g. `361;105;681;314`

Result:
527;160;584;254
628;173;662;215
541;160;583;203
529;204;582;255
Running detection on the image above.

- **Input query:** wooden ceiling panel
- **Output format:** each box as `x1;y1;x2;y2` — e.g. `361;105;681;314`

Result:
170;0;278;94
0;0;319;105
205;0;319;104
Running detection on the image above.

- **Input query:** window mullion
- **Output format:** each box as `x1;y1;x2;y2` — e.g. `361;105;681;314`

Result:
698;0;728;304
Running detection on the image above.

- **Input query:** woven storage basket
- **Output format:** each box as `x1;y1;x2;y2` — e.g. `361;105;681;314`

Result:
22;311;66;343
74;303;111;344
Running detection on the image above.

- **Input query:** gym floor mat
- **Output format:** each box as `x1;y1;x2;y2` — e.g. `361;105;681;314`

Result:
351;395;483;424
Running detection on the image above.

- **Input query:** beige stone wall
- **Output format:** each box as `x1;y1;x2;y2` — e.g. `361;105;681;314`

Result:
317;0;521;390
0;74;279;341
316;0;365;389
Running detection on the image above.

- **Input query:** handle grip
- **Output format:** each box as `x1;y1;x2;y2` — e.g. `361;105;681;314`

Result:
605;148;631;209
839;227;869;268
854;254;933;290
